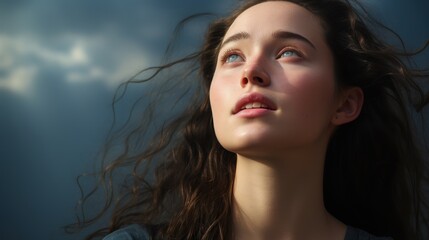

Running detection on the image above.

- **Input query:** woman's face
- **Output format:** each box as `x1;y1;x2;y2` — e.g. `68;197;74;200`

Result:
209;1;339;157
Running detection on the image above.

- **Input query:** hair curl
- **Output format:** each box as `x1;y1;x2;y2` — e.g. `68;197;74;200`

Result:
68;0;429;239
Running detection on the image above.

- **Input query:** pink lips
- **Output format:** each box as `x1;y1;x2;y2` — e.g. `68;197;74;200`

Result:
232;92;277;115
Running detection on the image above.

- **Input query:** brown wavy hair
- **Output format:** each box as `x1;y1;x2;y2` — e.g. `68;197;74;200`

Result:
67;0;429;239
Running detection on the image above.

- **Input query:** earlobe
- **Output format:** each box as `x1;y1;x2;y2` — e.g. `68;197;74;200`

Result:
332;87;364;125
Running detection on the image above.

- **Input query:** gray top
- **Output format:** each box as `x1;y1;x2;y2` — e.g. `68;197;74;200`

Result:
103;224;151;240
103;224;393;240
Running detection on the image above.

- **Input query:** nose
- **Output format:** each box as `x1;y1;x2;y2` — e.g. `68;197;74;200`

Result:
241;64;271;88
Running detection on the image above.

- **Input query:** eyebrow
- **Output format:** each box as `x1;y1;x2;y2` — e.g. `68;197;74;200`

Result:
220;30;316;49
220;32;250;49
272;30;316;49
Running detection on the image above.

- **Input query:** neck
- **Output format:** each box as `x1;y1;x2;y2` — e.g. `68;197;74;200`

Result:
232;144;346;240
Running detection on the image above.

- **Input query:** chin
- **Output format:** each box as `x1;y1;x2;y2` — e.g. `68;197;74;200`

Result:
223;140;278;156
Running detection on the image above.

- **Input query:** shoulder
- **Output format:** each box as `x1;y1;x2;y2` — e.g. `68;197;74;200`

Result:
345;226;393;240
102;224;152;240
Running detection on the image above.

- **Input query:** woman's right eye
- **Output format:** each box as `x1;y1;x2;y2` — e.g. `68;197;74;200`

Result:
221;50;244;64
225;54;243;63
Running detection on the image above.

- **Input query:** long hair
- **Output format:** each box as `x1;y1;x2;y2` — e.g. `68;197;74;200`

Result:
68;0;429;239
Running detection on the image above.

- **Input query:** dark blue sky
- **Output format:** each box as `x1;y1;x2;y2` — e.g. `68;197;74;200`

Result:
0;0;428;239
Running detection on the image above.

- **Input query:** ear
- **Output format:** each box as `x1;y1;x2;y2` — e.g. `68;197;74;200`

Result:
331;87;364;126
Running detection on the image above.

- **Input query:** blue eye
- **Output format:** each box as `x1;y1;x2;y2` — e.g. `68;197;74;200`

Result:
225;53;243;63
280;50;299;58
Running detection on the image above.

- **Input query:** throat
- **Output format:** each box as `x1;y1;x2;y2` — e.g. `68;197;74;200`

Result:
232;155;335;240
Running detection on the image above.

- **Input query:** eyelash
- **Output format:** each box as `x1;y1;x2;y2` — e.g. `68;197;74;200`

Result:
277;47;303;59
220;49;243;63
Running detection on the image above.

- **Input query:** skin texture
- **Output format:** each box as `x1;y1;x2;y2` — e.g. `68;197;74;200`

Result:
210;1;363;240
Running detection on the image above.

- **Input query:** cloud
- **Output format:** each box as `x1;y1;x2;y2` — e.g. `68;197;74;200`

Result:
0;34;87;94
0;1;230;239
0;65;37;95
0;34;88;66
0;31;152;95
0;0;232;96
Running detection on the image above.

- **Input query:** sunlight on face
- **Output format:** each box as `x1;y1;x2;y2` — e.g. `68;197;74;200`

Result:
209;1;339;158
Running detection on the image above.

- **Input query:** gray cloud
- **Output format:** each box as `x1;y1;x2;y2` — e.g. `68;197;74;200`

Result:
0;1;230;239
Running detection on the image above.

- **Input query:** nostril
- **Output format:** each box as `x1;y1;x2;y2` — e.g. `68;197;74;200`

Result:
242;78;249;85
254;77;263;83
241;67;270;87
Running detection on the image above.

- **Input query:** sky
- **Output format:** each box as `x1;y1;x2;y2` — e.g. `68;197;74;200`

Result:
0;0;428;239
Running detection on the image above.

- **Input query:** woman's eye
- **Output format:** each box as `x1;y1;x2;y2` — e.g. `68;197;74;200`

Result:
225;54;243;63
280;50;299;58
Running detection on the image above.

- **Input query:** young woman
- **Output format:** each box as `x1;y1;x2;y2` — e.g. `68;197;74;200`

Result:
72;0;429;239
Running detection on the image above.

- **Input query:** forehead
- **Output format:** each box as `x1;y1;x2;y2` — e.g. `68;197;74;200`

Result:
224;1;325;45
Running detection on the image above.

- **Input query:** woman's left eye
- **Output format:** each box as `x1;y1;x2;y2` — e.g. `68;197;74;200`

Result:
279;49;299;58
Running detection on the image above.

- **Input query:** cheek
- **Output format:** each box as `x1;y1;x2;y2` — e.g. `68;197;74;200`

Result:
209;69;238;113
298;73;334;101
209;72;228;128
209;69;242;146
209;75;228;147
299;61;334;93
286;67;337;119
209;74;223;117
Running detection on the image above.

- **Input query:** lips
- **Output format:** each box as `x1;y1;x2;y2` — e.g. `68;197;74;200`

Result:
232;92;277;114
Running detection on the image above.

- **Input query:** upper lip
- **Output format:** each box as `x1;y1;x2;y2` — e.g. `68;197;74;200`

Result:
232;92;277;114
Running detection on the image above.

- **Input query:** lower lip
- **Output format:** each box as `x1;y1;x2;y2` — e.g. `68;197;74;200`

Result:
235;108;272;118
